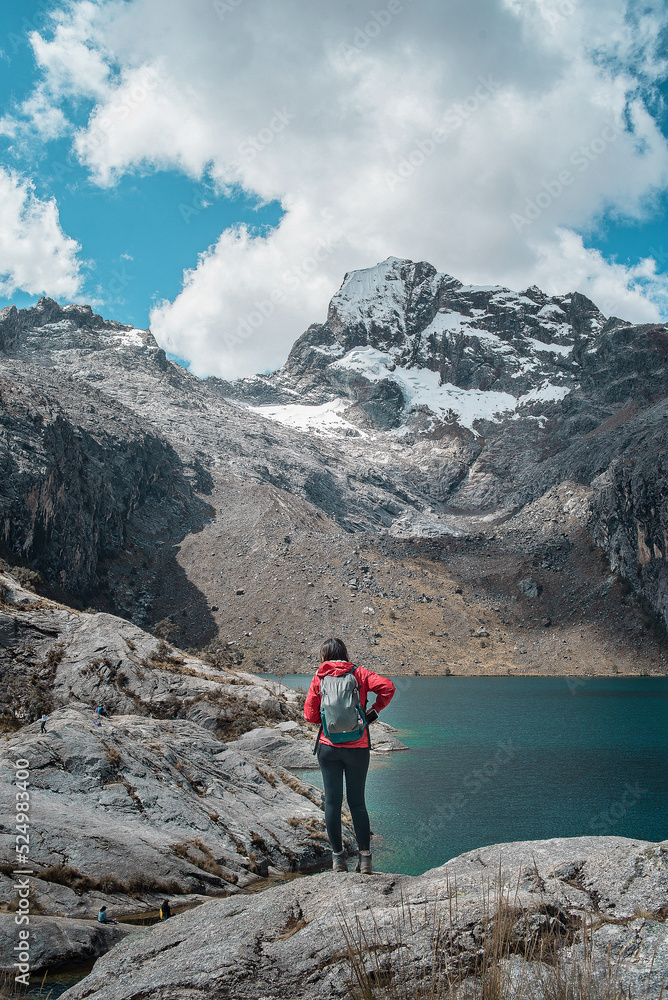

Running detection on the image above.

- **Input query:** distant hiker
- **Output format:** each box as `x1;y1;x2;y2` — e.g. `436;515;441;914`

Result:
159;899;172;921
97;906;118;925
304;638;395;875
94;706;102;726
40;713;47;734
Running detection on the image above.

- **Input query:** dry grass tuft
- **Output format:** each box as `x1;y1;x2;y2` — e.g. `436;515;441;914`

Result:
341;880;638;1000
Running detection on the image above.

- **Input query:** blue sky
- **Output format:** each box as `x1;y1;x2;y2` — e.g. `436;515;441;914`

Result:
0;1;283;329
0;0;667;378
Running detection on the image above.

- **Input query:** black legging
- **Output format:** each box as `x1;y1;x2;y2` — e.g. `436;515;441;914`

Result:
317;744;371;852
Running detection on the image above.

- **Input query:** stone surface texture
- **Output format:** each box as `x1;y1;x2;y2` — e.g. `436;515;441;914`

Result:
0;572;303;728
57;836;668;1000
0;705;344;912
0;913;140;974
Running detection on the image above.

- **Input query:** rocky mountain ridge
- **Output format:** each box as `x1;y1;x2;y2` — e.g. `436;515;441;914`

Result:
0;261;665;674
222;257;666;500
220;257;668;642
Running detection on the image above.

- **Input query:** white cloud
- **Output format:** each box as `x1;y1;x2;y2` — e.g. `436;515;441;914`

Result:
529;228;668;321
18;0;668;376
30;4;112;100
0;86;70;142
0;168;82;298
151;213;345;378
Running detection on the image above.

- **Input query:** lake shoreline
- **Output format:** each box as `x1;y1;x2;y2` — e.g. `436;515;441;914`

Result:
258;666;668;677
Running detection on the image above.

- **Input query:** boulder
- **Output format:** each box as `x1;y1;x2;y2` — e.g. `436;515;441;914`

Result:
370;719;409;753
0;913;141;974
518;577;540;598
228;726;317;769
58;836;668;1000
0;709;353;918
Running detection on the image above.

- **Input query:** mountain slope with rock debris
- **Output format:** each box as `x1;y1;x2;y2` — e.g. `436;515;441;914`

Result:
0;259;665;675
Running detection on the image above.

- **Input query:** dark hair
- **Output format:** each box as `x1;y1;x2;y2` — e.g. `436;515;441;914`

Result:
320;637;349;663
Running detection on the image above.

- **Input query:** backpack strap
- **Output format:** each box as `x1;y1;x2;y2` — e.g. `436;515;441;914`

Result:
345;664;372;748
345;664;372;749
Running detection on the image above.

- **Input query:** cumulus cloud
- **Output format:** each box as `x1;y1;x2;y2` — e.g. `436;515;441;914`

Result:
0;168;82;298
0;86;70;142
530;229;667;321
20;0;668;376
30;3;113;100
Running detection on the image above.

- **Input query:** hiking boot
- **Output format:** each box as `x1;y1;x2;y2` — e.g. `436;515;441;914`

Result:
332;851;348;873
358;853;373;875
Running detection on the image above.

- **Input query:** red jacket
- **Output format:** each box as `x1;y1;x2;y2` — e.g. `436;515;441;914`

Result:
304;661;396;749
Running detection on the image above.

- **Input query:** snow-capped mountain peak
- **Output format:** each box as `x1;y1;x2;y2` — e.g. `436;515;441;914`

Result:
223;257;609;439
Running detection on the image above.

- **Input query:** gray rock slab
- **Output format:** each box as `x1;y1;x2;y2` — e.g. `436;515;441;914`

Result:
0;913;142;974
227;726;318;769
0;573;305;725
0;709;351;917
226;720;409;769
59;836;668;1000
370;719;409;752
0;871;215;919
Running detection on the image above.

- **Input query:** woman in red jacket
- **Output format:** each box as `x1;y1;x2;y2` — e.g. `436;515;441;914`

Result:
304;637;395;874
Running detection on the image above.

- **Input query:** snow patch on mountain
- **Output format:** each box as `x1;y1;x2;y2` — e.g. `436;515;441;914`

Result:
248;398;365;438
239;335;577;438
278;346;574;434
100;329;147;349
523;337;573;356
331;346;520;431
537;303;567;319
330;258;411;331
518;381;572;405
422;311;512;349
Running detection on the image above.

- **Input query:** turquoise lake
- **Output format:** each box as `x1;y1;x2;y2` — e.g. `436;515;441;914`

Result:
270;675;668;876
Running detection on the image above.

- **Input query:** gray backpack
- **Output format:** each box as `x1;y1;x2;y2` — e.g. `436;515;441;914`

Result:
319;666;367;744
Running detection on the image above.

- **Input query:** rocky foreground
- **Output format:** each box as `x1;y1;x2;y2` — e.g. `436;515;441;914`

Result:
0;579;665;996
0;569;407;975
55;836;668;1000
0;572;326;918
0;708;333;902
0;568;302;731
